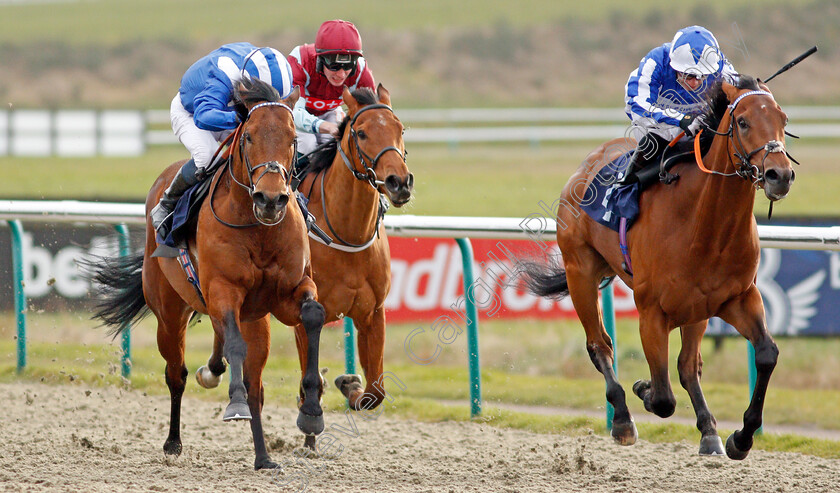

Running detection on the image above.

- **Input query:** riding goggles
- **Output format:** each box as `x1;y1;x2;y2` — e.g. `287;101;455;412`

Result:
320;54;357;72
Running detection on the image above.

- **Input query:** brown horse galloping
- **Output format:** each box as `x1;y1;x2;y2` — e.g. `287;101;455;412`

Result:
194;85;413;445
89;78;326;470
521;76;794;459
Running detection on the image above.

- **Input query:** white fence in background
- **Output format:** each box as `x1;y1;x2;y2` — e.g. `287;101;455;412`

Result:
2;106;840;157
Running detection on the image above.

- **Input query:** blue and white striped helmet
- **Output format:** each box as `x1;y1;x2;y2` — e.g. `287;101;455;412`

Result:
668;26;723;76
242;47;294;99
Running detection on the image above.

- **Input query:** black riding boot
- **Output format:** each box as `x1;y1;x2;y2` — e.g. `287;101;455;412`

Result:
150;158;200;236
619;133;668;185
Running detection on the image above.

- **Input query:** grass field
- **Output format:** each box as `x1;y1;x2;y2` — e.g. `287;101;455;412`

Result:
0;0;816;45
2;139;839;217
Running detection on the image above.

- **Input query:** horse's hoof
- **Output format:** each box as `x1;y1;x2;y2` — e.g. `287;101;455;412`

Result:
304;434;317;451
725;433;750;460
632;379;651;399
255;458;279;470
223;401;252;421
334;374;363;398
699;435;725;456
296;411;324;436
163;439;182;456
195;365;223;389
610;418;638;446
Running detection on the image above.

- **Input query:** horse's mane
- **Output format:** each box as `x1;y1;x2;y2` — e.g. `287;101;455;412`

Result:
233;77;281;121
305;87;380;175
692;74;762;155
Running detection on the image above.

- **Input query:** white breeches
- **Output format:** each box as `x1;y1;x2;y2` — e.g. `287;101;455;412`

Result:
627;115;682;142
170;94;234;169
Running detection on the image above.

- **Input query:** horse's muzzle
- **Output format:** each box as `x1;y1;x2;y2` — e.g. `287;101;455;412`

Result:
384;173;414;207
762;167;794;201
252;191;290;223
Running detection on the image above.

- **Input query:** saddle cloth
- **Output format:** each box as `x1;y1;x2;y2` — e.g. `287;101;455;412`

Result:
579;150;641;232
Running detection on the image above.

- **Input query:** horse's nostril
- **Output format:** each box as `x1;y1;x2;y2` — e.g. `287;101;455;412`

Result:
407;173;415;189
789;169;796;182
277;194;289;208
385;175;400;192
764;169;779;183
252;191;268;208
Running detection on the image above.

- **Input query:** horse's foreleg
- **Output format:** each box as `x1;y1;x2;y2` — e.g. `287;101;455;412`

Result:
241;316;277;470
196;331;226;389
335;307;388;412
290;278;326;437
565;261;637;445
635;307;677;418
717;286;778;460
205;284;251;422
678;321;724;456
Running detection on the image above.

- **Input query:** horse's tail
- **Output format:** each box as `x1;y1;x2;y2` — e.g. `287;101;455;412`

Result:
87;252;150;338
518;256;570;299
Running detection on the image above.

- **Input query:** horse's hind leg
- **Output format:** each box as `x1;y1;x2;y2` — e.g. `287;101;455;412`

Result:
717;285;778;460
678;321;724;456
564;252;637;445
196;331;226;389
633;307;677;418
240;316;277;470
149;290;193;456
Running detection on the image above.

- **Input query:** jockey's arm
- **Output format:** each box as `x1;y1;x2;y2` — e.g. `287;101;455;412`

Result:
292;96;331;135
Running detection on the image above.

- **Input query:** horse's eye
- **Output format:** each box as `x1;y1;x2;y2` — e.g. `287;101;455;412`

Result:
738;118;749;130
244;132;252;143
357;130;367;140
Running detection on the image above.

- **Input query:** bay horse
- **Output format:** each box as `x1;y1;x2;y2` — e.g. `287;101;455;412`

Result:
194;84;413;446
521;75;794;459
89;77;326;470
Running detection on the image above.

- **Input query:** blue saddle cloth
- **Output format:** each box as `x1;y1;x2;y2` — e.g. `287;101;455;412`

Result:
158;179;212;249
579;150;641;232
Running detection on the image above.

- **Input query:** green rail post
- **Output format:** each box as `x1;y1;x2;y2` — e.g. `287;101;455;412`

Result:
8;220;26;373
747;341;763;434
344;317;356;375
455;238;481;418
114;224;132;378
601;282;618;430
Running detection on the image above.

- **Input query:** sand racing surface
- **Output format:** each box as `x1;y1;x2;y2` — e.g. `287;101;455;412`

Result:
1;381;838;492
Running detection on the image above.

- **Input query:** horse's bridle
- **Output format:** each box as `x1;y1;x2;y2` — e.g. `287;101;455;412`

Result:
700;90;789;187
310;103;404;251
211;102;297;228
337;103;407;190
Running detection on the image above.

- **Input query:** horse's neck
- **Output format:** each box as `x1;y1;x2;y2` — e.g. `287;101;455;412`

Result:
323;152;380;243
692;130;758;248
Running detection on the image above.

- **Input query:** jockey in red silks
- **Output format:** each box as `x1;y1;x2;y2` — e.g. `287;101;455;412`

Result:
286;19;376;168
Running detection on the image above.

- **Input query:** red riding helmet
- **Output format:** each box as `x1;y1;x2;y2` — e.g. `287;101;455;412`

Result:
315;19;363;56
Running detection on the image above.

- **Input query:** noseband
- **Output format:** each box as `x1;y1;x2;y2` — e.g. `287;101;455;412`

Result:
337;103;407;190
211;101;296;228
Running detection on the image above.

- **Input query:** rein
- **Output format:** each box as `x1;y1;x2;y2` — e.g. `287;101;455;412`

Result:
209;102;297;229
313;102;401;252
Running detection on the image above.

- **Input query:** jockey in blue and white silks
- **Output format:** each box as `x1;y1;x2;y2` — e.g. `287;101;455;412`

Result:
622;26;738;182
151;43;294;236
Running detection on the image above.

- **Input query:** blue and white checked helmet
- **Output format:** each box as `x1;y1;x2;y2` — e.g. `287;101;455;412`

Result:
668;26;724;76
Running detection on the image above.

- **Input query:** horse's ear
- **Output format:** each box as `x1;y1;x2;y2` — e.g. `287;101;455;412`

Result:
283;85;300;109
721;82;740;103
376;83;391;107
343;86;359;115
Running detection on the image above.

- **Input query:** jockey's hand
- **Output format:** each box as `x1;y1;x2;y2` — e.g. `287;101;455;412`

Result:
319;121;340;138
679;114;705;137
